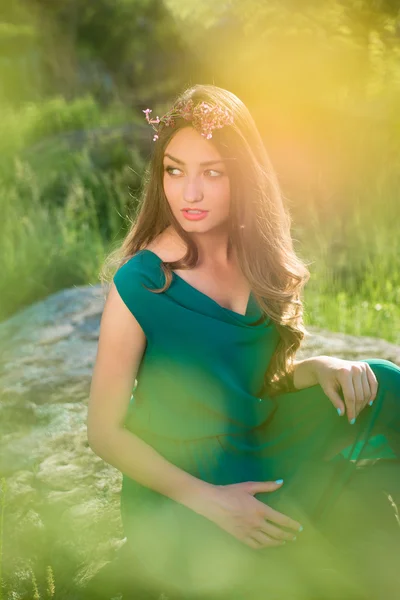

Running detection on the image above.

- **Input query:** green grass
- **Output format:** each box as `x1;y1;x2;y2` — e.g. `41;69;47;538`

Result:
296;178;400;344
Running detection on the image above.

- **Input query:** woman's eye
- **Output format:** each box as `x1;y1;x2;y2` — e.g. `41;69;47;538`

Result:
207;169;223;177
164;166;223;177
164;166;181;176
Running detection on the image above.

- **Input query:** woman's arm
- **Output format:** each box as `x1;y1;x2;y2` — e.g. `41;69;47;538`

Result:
89;422;216;517
87;282;216;518
276;358;321;393
292;357;320;390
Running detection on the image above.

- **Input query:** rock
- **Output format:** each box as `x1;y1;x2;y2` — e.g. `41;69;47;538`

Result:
302;327;400;364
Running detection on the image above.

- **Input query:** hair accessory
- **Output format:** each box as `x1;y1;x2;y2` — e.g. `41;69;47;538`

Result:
143;98;234;141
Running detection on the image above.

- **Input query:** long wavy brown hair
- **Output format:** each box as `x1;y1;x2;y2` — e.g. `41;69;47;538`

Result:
102;83;311;397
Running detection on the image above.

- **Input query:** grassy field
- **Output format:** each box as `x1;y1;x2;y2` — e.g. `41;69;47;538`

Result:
2;163;399;344
298;188;400;344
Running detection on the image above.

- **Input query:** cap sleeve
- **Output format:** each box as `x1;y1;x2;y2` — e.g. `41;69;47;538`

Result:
113;255;157;342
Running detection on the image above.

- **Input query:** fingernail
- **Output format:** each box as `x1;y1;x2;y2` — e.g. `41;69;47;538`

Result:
350;417;356;425
337;408;342;416
298;525;304;532
368;400;374;406
275;479;284;484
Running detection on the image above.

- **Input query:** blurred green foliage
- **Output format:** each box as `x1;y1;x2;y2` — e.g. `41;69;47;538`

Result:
0;0;399;343
23;96;102;143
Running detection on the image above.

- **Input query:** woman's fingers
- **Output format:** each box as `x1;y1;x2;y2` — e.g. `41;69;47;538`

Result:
360;368;373;409
248;530;286;548
353;369;365;410
338;372;356;423
243;535;280;550
340;365;378;421
259;520;297;542
261;503;302;534
366;365;378;404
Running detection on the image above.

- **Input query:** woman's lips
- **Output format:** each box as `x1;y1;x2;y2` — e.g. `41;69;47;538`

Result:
181;209;209;221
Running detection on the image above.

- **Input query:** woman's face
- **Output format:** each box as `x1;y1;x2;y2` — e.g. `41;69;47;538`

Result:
162;126;231;232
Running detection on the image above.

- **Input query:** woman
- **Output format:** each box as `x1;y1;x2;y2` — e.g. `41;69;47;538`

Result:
87;84;400;599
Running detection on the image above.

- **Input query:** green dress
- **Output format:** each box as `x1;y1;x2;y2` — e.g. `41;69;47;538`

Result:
113;249;400;598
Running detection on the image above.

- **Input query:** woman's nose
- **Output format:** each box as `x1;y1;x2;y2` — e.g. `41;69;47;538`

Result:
183;178;204;202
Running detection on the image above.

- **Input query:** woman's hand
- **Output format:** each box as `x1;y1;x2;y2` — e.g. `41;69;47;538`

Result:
200;480;302;550
311;356;378;424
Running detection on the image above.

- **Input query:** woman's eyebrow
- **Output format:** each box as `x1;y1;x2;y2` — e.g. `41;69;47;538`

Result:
163;153;234;166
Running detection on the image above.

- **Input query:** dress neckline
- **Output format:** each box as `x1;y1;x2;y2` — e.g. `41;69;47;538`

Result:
139;248;255;319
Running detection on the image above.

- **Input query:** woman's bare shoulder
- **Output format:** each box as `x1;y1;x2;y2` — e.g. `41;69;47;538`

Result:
146;228;187;263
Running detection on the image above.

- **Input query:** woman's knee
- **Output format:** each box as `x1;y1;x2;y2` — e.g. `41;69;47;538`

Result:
359;358;400;391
